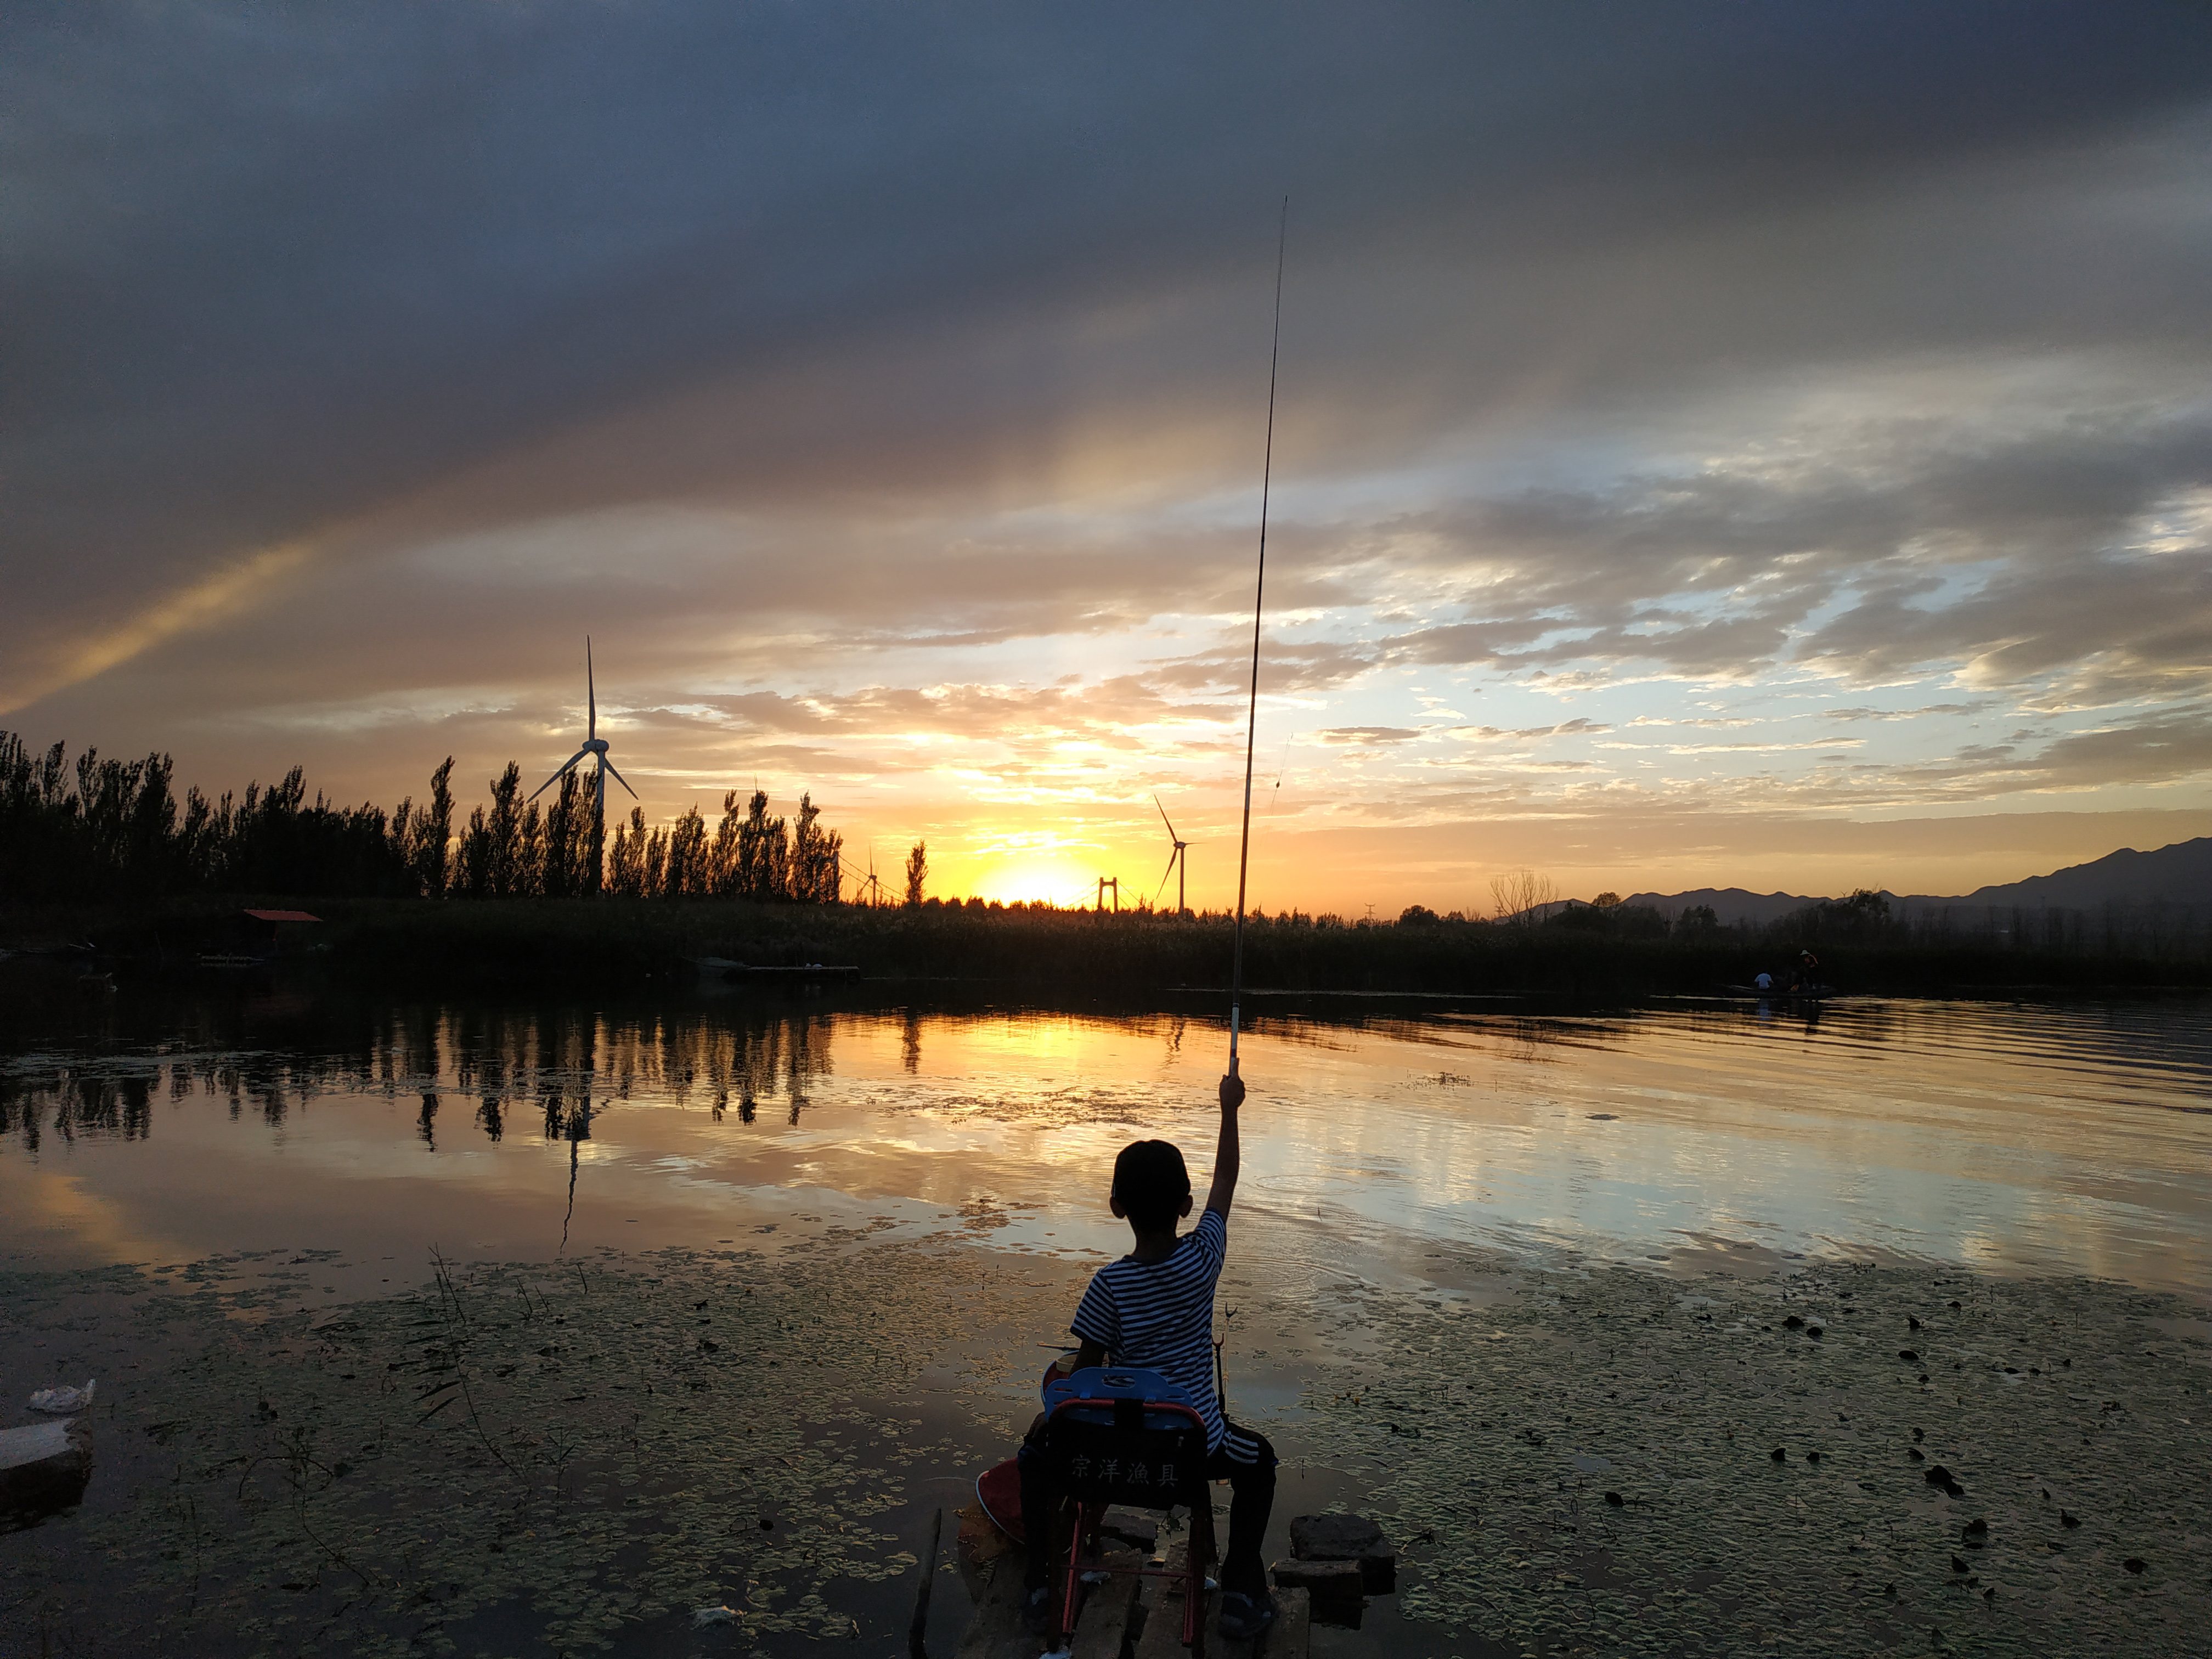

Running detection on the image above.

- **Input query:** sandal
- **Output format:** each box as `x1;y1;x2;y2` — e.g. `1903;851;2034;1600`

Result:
1218;1589;1276;1640
1021;1585;1052;1635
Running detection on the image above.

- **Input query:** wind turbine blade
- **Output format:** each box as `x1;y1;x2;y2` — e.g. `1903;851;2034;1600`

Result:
1153;849;1180;908
528;751;590;802
1154;794;1178;842
601;757;640;799
586;637;596;740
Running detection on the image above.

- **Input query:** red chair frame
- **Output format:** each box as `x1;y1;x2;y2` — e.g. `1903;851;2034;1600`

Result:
1046;1393;1217;1650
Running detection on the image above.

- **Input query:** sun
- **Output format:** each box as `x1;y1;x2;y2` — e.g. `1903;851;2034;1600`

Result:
963;859;1097;907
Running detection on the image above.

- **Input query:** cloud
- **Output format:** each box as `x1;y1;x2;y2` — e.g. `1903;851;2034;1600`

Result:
0;542;313;715
6;4;2212;907
1315;727;1424;747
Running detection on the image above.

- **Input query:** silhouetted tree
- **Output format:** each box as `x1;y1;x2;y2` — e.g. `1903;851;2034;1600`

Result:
1490;868;1558;927
663;804;709;896
608;805;648;896
416;757;455;898
790;793;842;904
455;805;494;898
539;771;591;898
0;729;856;907
904;840;928;907
710;792;746;896
737;791;787;901
484;764;526;896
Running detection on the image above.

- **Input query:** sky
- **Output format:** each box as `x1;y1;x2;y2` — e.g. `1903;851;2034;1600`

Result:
5;2;2210;915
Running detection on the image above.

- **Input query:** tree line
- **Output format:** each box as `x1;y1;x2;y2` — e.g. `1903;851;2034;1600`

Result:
0;731;852;905
600;788;842;902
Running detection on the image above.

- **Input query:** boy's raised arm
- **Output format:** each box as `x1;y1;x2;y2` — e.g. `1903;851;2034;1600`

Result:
1203;1070;1245;1217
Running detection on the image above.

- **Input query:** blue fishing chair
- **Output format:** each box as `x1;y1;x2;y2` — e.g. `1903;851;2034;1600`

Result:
1038;1366;1217;1649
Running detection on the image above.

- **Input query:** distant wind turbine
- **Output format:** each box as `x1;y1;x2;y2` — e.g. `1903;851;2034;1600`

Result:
1151;794;1190;917
530;637;639;880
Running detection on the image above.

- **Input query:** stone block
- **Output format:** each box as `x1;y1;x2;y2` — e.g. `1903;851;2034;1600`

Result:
1099;1508;1160;1553
1269;1556;1363;1626
0;1419;92;1525
1288;1511;1396;1594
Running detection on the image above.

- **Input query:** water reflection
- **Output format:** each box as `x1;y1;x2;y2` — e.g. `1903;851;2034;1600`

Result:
0;1000;839;1150
1;980;2208;1295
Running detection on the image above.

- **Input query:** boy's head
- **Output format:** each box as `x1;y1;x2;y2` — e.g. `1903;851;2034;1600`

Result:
1110;1138;1192;1232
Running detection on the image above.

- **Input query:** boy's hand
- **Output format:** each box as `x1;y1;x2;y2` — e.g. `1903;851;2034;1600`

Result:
1206;1071;1244;1216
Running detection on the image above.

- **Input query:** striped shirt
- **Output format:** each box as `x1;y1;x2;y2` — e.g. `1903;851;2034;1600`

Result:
1070;1208;1257;1460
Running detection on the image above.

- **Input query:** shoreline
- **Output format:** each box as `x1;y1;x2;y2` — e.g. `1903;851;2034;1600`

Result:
6;893;2210;1001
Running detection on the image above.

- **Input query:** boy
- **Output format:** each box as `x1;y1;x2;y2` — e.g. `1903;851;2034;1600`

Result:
1019;1070;1277;1641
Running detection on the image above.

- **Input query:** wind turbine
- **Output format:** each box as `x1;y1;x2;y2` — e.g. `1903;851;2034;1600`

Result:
1151;794;1190;918
531;637;638;883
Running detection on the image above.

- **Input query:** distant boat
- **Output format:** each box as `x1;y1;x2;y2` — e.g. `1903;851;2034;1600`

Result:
692;957;861;982
1721;983;1837;1000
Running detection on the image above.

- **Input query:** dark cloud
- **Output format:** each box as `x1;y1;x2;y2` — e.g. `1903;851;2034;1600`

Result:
1344;402;2212;691
7;2;2212;902
9;4;2212;663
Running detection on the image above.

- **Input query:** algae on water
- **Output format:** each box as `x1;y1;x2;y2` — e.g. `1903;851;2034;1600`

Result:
5;1243;2208;1657
2;1236;1074;1656
1279;1259;2212;1657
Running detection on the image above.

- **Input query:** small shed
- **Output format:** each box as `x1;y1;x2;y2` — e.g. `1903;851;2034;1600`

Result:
236;909;322;954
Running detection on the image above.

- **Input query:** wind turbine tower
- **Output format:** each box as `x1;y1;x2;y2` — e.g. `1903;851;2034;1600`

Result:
1152;794;1190;918
531;637;639;890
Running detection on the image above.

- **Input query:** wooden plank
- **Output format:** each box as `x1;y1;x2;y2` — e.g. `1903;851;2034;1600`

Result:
953;1553;1034;1659
956;1546;1162;1659
1069;1567;1143;1659
1254;1588;1310;1659
1135;1581;1310;1659
1132;1573;1216;1659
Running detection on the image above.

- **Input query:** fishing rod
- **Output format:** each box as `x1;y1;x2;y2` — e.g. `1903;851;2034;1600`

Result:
1228;198;1287;1081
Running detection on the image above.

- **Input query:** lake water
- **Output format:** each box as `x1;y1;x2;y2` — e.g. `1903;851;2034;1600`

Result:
5;978;2209;1301
6;973;2211;1657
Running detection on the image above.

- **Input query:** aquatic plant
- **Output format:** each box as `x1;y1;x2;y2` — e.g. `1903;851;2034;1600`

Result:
0;1237;1075;1656
1278;1259;2211;1657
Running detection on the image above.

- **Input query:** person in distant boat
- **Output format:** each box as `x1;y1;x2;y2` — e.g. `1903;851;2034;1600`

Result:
1790;949;1820;993
1018;1070;1278;1642
1753;970;1773;993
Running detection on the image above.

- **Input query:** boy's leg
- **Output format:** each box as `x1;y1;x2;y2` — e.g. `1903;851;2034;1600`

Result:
1205;1424;1278;1598
1017;1413;1056;1592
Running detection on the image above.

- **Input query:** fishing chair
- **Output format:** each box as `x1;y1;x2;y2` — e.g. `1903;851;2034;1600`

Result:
1039;1367;1217;1650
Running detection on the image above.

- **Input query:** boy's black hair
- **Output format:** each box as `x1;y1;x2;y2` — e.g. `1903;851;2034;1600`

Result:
1111;1138;1190;1231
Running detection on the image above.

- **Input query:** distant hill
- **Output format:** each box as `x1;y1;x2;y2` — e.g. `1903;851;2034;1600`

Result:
1623;888;1823;927
1627;834;2212;924
1924;836;2212;912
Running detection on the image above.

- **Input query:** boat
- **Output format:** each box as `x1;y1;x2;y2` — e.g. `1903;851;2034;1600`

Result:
1720;983;1837;1000
692;957;861;981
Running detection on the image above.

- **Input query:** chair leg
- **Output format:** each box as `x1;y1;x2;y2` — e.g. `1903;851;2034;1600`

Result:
1059;1499;1105;1638
1182;1500;1218;1649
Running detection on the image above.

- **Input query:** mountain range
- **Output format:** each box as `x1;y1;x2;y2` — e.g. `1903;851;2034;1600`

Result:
1626;836;2212;928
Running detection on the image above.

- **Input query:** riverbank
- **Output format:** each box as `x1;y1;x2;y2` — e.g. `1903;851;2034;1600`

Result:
3;1244;2205;1657
7;895;2209;1000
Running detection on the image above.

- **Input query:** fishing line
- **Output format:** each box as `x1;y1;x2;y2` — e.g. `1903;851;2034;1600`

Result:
1228;198;1287;1079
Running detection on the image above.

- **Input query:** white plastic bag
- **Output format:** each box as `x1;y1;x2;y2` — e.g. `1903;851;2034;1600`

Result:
28;1379;95;1414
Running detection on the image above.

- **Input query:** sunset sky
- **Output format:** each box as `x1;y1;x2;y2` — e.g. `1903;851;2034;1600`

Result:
7;3;2210;913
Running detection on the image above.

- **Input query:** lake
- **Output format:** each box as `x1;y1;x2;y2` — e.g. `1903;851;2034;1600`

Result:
4;970;2209;1656
6;980;2209;1297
